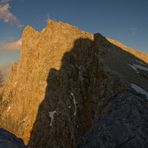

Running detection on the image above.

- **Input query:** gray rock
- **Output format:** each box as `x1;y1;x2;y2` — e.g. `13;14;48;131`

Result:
78;89;148;148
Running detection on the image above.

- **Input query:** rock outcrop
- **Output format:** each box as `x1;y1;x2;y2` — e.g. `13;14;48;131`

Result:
0;20;148;148
78;89;148;148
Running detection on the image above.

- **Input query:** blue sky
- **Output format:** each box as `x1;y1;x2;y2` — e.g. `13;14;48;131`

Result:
0;0;148;65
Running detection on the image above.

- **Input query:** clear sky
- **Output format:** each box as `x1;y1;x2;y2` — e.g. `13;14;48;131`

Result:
0;0;148;65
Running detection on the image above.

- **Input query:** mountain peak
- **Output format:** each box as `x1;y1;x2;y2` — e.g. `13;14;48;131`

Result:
0;20;148;148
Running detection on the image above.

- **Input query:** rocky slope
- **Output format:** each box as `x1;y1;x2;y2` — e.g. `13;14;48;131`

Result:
78;89;148;148
0;20;147;148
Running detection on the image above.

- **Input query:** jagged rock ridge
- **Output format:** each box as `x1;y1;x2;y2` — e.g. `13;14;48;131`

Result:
0;20;147;148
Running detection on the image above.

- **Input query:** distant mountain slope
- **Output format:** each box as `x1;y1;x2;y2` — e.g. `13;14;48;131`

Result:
0;64;11;87
0;20;147;148
0;71;3;87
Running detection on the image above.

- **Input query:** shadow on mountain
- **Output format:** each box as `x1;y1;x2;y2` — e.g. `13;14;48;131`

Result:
28;34;148;148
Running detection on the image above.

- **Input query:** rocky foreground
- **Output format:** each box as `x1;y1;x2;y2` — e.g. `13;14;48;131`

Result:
0;21;148;148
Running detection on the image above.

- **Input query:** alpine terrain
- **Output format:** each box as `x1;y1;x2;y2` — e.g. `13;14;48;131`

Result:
0;20;148;148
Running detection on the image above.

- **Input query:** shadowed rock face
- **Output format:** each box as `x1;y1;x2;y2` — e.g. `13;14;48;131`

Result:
28;37;129;148
78;90;148;148
0;20;147;148
0;128;25;148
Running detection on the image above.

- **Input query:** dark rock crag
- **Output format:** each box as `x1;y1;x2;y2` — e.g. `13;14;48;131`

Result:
78;89;148;148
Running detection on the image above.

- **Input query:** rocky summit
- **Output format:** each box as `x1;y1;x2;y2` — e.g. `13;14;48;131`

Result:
0;20;148;148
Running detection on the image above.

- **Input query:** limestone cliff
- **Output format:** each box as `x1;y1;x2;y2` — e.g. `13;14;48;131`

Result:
0;20;148;148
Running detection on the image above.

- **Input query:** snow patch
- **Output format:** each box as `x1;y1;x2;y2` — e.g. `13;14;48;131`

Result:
128;64;138;73
129;64;148;73
133;64;148;72
131;83;148;99
49;110;56;127
70;92;77;116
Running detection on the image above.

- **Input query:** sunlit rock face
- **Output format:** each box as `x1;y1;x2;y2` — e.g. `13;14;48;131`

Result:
0;20;147;148
0;21;93;144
